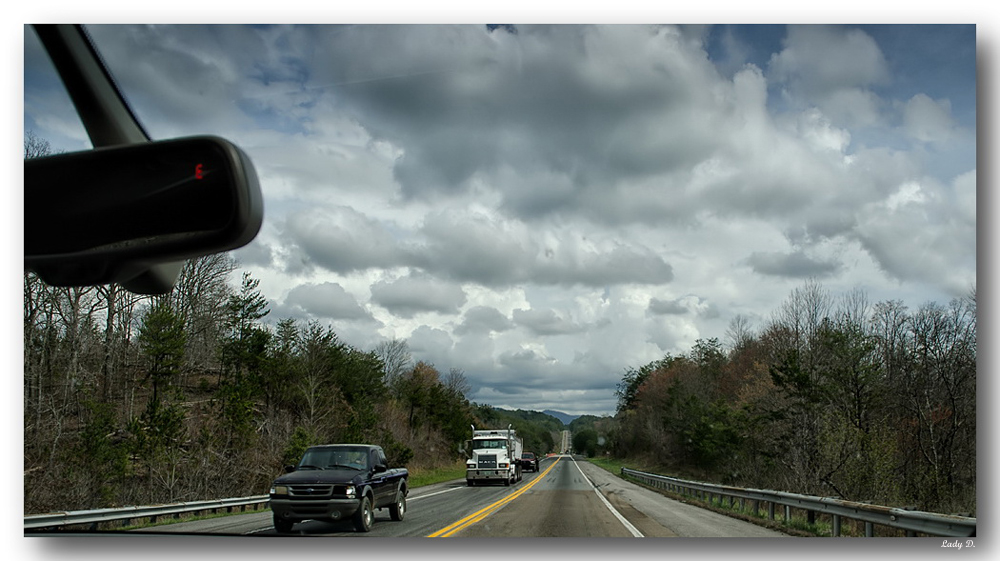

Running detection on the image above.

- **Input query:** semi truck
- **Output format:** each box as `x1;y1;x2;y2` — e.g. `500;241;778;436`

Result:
465;425;524;486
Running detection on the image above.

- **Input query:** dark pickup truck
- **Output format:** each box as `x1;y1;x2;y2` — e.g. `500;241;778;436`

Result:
269;444;408;533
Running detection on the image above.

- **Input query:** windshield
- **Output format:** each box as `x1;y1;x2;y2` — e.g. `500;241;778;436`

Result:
23;22;977;541
474;439;508;450
300;447;369;470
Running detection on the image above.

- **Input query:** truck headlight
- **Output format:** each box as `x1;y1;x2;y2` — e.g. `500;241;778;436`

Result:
271;485;288;495
345;486;356;498
498;463;508;468
466;462;475;468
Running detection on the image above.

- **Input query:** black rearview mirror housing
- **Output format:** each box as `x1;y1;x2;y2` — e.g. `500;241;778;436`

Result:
25;136;263;291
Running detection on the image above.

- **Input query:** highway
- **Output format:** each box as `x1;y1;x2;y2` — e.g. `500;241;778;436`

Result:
140;456;787;538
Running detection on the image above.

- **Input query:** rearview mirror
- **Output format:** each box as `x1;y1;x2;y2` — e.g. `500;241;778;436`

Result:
25;135;263;291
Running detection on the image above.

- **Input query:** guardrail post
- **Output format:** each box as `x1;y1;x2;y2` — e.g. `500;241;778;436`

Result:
865;521;874;537
784;505;790;521
832;514;841;537
768;502;775;520
807;510;815;525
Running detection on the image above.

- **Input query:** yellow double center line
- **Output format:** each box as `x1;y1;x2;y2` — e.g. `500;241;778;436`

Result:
428;457;562;537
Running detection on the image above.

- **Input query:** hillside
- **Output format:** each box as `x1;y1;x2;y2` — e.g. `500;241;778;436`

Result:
541;410;579;426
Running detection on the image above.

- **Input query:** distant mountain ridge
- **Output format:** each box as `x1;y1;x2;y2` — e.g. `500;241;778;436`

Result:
486;406;581;427
542;410;580;426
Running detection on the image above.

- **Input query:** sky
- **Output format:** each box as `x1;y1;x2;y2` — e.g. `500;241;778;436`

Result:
21;19;979;417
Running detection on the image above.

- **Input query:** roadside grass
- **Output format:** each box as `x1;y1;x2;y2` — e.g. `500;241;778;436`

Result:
407;461;468;488
584;455;630;476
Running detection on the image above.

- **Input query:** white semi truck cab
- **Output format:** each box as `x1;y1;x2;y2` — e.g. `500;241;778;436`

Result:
465;425;523;486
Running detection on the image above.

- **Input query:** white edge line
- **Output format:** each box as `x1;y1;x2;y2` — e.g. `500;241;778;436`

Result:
572;459;644;538
408;486;464;501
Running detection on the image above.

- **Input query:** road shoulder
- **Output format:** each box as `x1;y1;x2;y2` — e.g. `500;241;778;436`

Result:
576;460;789;538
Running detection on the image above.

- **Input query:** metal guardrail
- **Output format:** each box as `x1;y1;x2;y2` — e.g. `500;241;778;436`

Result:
24;495;270;531
621;468;975;537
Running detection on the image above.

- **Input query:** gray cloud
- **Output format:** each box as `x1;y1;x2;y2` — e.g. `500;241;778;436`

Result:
512;308;585;337
407;325;455;357
648;297;690;315
768;25;891;126
745;250;842;279
370;273;468;318
282;282;373;321
412;211;674;287
284;206;404;274
455;306;514;335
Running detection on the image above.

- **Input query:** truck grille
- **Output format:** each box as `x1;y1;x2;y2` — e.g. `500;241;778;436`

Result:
477;455;497;469
288;484;334;497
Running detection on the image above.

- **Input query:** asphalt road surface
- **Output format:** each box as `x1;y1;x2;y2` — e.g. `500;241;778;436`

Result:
139;455;787;538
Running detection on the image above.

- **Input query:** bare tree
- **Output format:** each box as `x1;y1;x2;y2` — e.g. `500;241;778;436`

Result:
165;253;237;377
373;338;413;397
24;130;53;159
445;367;472;399
724;313;754;354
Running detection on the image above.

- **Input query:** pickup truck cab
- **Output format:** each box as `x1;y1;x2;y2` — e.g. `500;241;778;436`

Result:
269;444;408;533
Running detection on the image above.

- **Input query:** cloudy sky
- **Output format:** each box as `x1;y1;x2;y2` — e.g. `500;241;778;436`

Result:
22;21;977;416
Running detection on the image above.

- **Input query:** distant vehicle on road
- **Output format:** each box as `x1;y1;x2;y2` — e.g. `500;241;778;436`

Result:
520;452;539;472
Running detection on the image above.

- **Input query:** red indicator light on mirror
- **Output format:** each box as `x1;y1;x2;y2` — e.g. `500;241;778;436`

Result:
195;164;204;179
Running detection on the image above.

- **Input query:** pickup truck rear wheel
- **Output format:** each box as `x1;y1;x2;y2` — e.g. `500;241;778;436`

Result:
353;496;374;532
389;492;406;521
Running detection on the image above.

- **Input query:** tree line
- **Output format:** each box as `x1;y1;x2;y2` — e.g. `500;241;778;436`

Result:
607;280;976;516
23;257;483;514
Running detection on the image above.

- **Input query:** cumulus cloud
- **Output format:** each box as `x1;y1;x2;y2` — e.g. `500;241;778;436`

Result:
29;24;976;416
411;210;675;287
283;281;372;320
455;306;514;335
284;205;404;274
648;297;690;315
854;175;976;294
512;308;586;337
903;93;956;143
370;273;468;318
745;250;842;279
768;25;890;126
407;325;455;357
